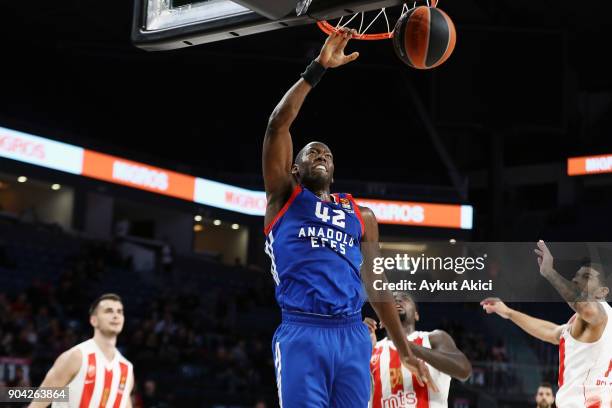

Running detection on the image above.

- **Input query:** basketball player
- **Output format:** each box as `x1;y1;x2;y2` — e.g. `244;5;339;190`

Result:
482;241;612;408
28;294;133;408
365;292;471;408
535;382;555;408
263;28;433;407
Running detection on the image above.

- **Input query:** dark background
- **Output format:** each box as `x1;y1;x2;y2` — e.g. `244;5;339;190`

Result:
1;1;612;241
0;2;611;406
1;0;611;177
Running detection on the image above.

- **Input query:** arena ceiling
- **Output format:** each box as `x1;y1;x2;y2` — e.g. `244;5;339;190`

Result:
0;0;610;188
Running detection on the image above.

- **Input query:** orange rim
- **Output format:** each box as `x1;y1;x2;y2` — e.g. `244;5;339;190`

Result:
315;2;441;41
316;20;393;41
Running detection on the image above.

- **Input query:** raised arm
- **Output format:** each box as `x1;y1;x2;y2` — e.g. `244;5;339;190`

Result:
535;241;607;326
262;78;308;203
481;298;564;345
27;348;81;408
360;207;438;392
263;29;360;225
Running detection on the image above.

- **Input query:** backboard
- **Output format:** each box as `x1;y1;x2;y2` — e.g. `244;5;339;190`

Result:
132;0;404;51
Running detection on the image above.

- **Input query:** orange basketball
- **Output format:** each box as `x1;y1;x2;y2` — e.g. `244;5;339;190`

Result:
392;6;456;69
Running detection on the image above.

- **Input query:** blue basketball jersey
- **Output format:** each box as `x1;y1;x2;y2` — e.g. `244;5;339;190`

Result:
264;185;366;316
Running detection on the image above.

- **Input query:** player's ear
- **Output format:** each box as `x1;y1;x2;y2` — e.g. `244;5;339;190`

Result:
291;163;299;176
90;315;97;328
415;311;420;322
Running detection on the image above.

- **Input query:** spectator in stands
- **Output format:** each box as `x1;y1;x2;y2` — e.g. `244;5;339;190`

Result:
141;379;161;408
160;239;174;276
535;382;556;408
7;227;524;405
11;293;31;322
491;338;508;361
6;365;30;387
20;207;39;223
14;323;37;357
0;237;12;268
254;400;267;408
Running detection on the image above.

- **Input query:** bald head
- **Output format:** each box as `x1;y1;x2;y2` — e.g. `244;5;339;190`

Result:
295;141;332;163
292;141;335;192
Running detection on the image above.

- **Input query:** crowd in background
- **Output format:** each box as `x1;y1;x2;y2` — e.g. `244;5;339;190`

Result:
0;229;279;407
0;220;559;407
1;283;526;406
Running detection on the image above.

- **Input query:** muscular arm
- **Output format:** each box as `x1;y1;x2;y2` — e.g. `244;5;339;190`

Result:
541;268;607;326
509;309;565;345
410;330;472;381
360;207;437;391
263;30;359;226
536;241;607;326
262;78;310;205
27;348;81;408
360;208;410;356
482;298;564;345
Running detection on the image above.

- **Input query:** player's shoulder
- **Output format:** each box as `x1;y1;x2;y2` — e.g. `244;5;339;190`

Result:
61;346;83;360
64;339;91;357
356;204;375;218
60;338;97;362
427;329;452;340
357;205;377;230
428;329;451;337
54;345;83;373
332;192;375;221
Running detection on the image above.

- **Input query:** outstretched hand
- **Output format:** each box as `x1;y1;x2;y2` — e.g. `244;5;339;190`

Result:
365;318;438;392
401;353;439;393
534;240;554;276
316;28;360;68
481;297;512;319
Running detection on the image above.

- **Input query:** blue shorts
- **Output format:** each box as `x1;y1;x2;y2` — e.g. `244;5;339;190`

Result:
272;311;372;408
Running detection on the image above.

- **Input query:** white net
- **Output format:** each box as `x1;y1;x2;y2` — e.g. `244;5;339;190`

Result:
318;0;439;39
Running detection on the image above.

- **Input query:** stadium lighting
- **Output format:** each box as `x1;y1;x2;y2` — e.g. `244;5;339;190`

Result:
17;176;27;183
194;215;203;222
213;219;222;226
193;224;203;232
51;184;61;190
231;223;239;230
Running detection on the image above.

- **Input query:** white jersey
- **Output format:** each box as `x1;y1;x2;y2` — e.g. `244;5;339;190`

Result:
370;331;452;408
556;302;612;408
52;339;133;408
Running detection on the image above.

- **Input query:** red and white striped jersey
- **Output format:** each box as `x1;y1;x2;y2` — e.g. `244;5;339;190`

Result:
52;339;133;408
370;331;451;408
557;302;612;408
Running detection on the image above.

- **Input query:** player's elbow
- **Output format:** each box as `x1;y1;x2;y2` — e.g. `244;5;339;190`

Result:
268;105;298;131
455;357;472;382
267;111;283;130
544;325;563;345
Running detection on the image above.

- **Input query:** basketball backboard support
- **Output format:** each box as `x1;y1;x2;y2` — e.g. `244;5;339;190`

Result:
132;0;404;51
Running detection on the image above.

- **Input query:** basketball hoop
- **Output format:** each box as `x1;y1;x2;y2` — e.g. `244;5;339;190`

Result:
315;0;439;40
